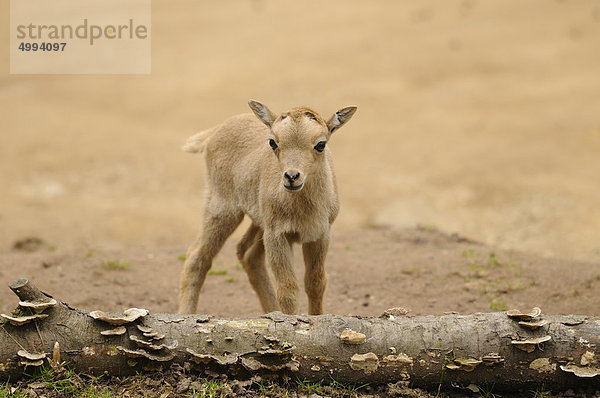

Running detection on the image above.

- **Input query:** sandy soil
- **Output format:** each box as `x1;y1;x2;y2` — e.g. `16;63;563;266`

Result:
1;227;598;318
1;1;599;318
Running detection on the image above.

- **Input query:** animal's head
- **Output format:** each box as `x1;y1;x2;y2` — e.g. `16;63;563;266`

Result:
248;100;357;192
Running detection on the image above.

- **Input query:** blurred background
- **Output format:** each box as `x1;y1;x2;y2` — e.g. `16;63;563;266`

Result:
1;0;599;261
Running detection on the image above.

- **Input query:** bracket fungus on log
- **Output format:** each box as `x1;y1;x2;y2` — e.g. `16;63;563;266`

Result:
518;319;549;330
0;280;54;326
511;335;552;353
340;329;367;344
240;356;299;372
561;316;587;326
100;326;127;336
89;308;149;325
506;307;542;321
446;357;482;372
18;298;57;313
117;347;175;362
144;331;165;340
129;335;178;351
0;313;49;326
136;325;153;333
257;344;295;356
349;352;379;374
186;348;239;366
135;324;165;339
560;364;600;378
17;350;47;367
556;350;600;378
17;350;46;361
481;353;505;366
380;307;410;319
382;353;413;364
263;335;279;343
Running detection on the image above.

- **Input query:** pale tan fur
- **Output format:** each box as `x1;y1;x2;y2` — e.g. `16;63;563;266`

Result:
178;100;357;315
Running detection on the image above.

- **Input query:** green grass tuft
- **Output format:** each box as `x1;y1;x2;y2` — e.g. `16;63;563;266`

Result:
190;378;226;397
489;297;508;312
0;382;27;398
207;269;227;276
102;259;130;270
487;252;500;267
296;377;368;397
461;249;480;258
85;250;97;258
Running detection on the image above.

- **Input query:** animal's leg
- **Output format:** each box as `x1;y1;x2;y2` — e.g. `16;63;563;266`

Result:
178;205;243;314
236;223;260;261
302;234;330;315
264;233;298;314
237;225;278;313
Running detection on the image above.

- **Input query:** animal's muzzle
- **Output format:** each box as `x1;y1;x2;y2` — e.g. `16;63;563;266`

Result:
283;169;304;191
284;171;301;183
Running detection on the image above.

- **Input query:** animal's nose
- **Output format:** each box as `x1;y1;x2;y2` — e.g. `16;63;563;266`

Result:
284;171;300;182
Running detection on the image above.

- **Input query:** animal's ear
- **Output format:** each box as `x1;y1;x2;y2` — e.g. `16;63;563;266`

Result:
326;106;357;134
248;100;277;127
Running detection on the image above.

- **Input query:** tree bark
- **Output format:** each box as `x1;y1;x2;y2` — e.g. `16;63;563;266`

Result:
0;279;598;391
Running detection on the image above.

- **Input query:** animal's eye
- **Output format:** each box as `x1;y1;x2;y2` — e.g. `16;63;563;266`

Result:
314;141;326;152
269;138;278;150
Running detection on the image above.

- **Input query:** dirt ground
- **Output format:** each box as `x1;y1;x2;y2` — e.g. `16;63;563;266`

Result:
1;227;600;396
1;227;598;318
1;2;600;318
2;228;600;396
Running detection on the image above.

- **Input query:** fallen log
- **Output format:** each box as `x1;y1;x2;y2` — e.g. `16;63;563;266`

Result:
0;278;598;391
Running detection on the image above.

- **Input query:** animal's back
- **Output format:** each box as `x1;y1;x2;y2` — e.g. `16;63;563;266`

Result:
184;114;270;214
183;113;268;155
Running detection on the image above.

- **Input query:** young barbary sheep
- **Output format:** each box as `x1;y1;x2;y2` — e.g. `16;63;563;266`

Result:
178;100;357;315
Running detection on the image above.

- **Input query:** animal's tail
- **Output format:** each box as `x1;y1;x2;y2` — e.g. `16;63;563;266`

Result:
182;129;211;154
